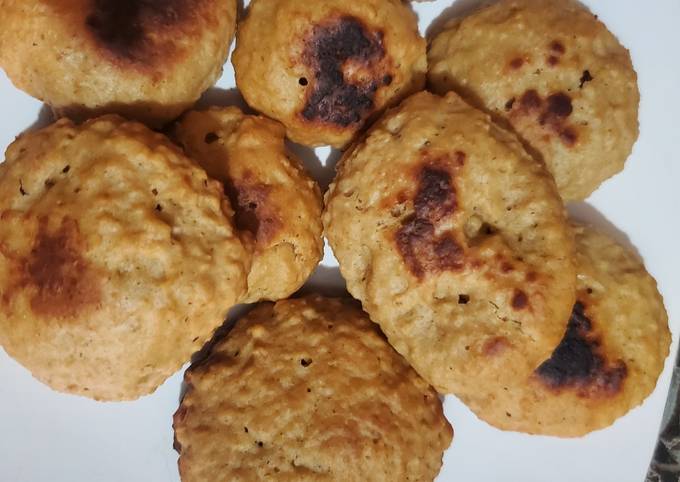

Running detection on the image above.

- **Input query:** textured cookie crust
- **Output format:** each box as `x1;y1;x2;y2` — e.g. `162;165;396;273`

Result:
0;116;249;401
324;91;576;396
232;0;426;148
174;296;452;482
0;0;237;126
464;224;670;437
428;0;639;200
174;107;324;303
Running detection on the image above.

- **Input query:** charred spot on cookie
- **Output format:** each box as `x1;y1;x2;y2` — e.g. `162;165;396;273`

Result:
545;93;573;118
224;180;281;246
454;151;466;166
579;69;594;88
509;57;524;69
535;302;628;397
519;90;542;111
413;167;457;222
86;0;190;63
547;55;559;66
515;90;577;145
560;127;578;146
395;159;465;278
550;40;566;54
505;97;516;111
300;16;388;127
24;217;101;318
511;290;528;310
204;132;219;144
458;294;470;304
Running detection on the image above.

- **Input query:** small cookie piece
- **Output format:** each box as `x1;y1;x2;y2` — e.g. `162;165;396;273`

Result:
232;0;426;148
463;224;670;436
428;0;639;200
174;107;324;303
0;0;237;126
324;91;576;396
173;296;452;481
0;116;249;401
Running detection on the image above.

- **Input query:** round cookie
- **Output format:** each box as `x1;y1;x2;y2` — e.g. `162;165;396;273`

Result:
0;0;237;126
428;0;639;201
232;0;427;148
0;116;249;401
173;296;452;482
174;107;324;303
463;224;670;437
324;91;576;396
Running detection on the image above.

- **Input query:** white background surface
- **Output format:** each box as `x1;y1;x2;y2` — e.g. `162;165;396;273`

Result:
1;1;680;481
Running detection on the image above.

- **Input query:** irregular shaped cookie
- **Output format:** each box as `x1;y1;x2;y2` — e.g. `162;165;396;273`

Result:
174;107;324;303
0;116;249;401
463;224;670;436
324;91;576;396
232;0;426;148
428;0;639;200
0;0;237;126
173;296;452;481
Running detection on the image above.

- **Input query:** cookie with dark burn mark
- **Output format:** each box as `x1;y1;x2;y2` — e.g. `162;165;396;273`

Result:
462;224;670;437
174;107;324;303
232;0;426;148
428;0;639;200
324;91;576;397
173;296;452;482
0;0;237;126
0;116;249;401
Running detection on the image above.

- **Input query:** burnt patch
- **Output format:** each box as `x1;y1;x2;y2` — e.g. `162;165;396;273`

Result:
535;302;628;398
23;217;101;318
579;70;593;88
85;0;191;64
560;127;577;146
545;93;573;118
511;290;528;310
224;180;281;246
550;40;565;54
511;90;578;147
300;16;388;127
504;97;516;111
395;160;464;278
509;57;524;69
204;132;219;144
519;90;542;111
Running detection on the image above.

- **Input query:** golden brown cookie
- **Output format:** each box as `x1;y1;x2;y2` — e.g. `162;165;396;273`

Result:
428;0;639;200
232;0;426;148
324;91;576;396
174;107;324;303
462;224;670;437
173;296;452;481
0;116;249;401
0;0;237;126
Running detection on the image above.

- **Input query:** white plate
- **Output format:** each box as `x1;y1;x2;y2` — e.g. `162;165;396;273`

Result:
1;1;679;481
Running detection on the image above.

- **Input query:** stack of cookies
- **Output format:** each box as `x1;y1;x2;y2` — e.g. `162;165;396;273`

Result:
0;0;670;480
